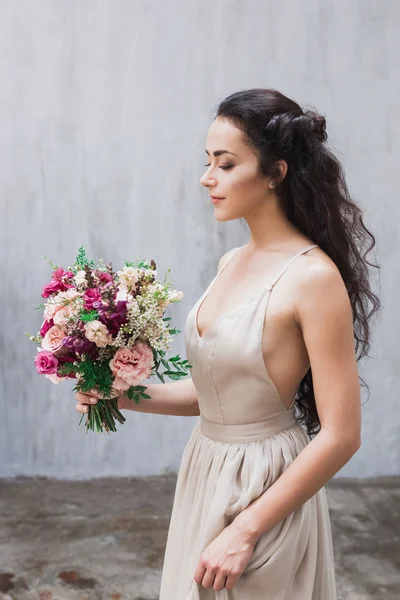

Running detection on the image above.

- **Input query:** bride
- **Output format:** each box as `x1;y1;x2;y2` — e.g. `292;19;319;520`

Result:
75;88;379;599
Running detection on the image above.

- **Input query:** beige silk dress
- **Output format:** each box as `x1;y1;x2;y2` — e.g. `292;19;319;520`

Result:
159;244;337;600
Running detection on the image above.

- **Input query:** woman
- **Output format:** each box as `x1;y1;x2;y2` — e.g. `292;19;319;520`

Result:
76;88;380;599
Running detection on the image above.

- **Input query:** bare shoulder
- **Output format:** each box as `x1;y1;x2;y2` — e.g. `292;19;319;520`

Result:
294;247;352;321
217;246;242;274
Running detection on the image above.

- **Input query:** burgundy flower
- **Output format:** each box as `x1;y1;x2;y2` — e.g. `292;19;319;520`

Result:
34;350;58;375
62;335;96;355
95;301;125;336
110;300;128;327
40;319;54;338
41;267;75;298
83;288;102;310
96;271;113;284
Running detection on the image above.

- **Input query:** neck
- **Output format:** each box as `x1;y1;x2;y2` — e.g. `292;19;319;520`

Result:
243;194;306;252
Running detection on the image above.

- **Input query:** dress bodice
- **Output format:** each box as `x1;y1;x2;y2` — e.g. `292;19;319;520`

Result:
184;244;318;440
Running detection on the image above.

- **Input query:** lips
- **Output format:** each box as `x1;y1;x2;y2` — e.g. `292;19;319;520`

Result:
210;195;225;200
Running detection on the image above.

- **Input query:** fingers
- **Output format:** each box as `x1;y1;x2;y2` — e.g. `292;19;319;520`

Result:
75;391;98;404
75;391;99;413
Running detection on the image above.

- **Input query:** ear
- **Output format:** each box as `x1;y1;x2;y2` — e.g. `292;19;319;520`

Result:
275;159;288;183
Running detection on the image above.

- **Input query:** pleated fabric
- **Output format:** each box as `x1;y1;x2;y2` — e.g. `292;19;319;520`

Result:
159;245;337;600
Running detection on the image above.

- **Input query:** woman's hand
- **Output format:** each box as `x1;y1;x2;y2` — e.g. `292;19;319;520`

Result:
193;519;258;591
75;389;102;414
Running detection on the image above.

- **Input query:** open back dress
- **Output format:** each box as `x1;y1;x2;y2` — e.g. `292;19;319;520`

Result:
159;244;337;599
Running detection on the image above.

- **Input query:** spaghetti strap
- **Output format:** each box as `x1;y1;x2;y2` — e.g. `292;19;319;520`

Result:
215;245;245;279
270;244;318;289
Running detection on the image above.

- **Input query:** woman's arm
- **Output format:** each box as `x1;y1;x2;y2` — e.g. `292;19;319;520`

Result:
234;261;362;541
76;376;199;417
118;377;200;417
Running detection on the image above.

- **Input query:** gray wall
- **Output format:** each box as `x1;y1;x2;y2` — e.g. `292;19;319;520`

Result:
1;0;398;478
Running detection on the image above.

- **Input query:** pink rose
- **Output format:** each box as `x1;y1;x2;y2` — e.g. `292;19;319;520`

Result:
84;320;113;348
109;342;154;390
41;267;75;298
35;350;58;375
41;325;67;355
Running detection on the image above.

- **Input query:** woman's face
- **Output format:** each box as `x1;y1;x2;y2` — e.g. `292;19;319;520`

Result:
200;117;271;221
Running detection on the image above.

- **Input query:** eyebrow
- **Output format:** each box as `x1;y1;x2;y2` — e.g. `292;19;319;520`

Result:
205;149;238;157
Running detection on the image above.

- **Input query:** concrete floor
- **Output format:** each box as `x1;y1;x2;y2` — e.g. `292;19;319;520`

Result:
0;476;399;600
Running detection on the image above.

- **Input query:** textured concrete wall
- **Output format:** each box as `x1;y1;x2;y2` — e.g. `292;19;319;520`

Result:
1;1;398;478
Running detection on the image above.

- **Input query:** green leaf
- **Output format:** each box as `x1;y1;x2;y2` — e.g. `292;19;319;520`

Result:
126;387;135;400
156;372;165;383
79;309;100;322
132;385;147;392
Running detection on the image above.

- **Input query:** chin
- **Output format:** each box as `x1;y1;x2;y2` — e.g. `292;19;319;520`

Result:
213;207;243;222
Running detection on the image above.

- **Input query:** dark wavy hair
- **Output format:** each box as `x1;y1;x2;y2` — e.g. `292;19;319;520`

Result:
216;88;380;436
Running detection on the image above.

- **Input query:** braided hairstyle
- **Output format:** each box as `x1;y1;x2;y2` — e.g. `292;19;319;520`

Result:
216;88;380;436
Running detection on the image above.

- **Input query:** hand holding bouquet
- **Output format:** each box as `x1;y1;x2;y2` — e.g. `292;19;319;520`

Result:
28;247;191;433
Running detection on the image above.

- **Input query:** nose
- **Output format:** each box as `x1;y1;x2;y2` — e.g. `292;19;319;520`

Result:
200;171;216;188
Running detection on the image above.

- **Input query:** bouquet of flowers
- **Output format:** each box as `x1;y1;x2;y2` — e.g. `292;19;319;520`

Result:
27;247;191;433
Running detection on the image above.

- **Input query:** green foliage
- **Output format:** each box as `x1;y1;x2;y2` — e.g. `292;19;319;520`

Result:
41;255;59;270
74;355;115;399
124;255;152;270
163;268;171;285
126;385;151;404
79;309;100;322
151;349;192;383
58;362;76;376
74;247;96;271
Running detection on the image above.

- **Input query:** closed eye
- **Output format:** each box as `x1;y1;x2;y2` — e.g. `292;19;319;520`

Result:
204;164;233;170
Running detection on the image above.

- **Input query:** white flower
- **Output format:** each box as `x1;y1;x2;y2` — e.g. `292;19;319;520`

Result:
142;268;157;278
116;287;129;303
167;289;184;302
117;266;139;290
147;282;165;296
74;270;87;286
